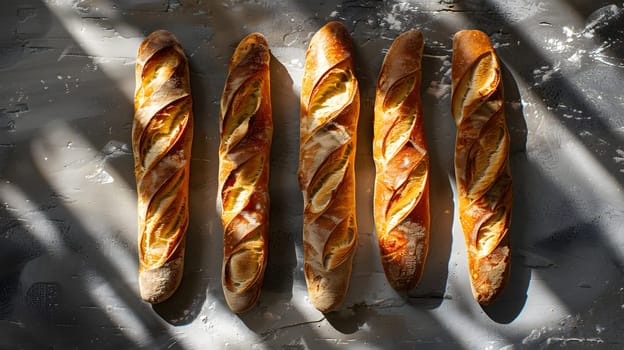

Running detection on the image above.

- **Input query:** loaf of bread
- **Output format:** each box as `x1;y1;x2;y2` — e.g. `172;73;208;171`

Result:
133;30;193;304
299;21;360;313
451;30;512;305
373;29;430;291
218;33;272;313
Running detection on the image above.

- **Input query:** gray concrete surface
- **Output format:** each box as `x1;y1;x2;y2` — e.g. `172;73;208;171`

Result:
1;0;623;349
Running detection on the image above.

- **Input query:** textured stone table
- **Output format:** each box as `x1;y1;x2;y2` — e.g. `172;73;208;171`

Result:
1;0;623;349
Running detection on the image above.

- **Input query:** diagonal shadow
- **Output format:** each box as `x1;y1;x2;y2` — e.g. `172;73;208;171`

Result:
257;4;466;348
150;34;216;327
1;0;193;348
7;0;622;348
169;2;469;348
437;0;624;337
259;52;300;306
503;153;624;346
475;0;624;187
0;146;189;350
405;0;623;328
481;62;531;323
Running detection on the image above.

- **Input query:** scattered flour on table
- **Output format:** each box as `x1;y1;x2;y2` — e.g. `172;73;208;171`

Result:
522;313;611;347
541;4;624;70
379;2;418;32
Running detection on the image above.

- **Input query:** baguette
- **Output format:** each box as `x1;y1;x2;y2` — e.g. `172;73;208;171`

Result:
451;30;512;305
373;29;430;291
299;21;360;313
218;33;272;313
133;30;193;304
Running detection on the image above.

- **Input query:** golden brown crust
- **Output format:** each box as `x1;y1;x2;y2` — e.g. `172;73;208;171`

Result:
133;29;193;304
299;21;359;313
373;29;430;291
218;32;272;313
451;30;512;305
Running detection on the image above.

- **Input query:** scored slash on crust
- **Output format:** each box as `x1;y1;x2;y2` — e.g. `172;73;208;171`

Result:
373;29;430;291
299;21;359;313
218;32;272;313
133;30;193;304
451;30;512;305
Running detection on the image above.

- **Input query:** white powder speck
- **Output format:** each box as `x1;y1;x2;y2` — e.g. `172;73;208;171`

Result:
493;41;510;49
545;38;568;53
380;2;418;31
563;26;575;38
567;50;585;64
384;13;402;30
289;58;301;67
